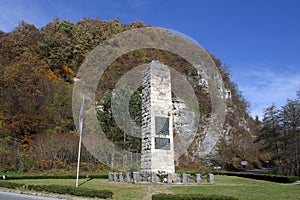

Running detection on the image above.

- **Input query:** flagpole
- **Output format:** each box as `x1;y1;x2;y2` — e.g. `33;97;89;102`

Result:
76;97;85;187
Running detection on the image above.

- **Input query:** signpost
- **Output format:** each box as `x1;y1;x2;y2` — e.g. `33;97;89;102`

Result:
213;166;221;173
241;160;248;170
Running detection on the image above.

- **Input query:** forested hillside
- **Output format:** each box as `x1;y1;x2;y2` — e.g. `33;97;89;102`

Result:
0;18;146;171
0;18;298;177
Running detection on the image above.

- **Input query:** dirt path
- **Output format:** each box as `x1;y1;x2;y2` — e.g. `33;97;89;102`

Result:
143;184;174;200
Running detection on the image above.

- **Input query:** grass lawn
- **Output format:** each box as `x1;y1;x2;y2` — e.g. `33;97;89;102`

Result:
170;175;300;200
7;175;300;200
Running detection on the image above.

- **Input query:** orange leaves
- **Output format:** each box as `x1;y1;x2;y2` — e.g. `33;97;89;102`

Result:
43;69;61;82
1;114;48;136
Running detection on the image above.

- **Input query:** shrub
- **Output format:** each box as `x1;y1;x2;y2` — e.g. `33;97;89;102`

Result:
152;193;238;200
27;184;48;191
287;176;298;183
27;184;113;199
0;181;25;189
212;172;298;183
7;174;108;180
89;174;108;179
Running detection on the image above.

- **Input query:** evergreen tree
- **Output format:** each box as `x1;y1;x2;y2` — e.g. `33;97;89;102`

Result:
97;86;142;153
256;98;300;177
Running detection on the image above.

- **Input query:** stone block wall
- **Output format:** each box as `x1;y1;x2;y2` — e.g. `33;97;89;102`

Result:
141;61;175;173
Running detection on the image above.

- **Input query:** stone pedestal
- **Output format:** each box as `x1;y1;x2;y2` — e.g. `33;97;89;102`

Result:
182;173;190;183
195;174;202;184
113;172;118;182
108;172;114;181
133;172;140;183
174;173;182;183
119;172;124;182
126;172;132;183
207;173;214;184
151;172;159;183
141;61;175;174
167;173;173;184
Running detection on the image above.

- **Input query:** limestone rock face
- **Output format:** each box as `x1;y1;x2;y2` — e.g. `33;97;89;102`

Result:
172;66;253;162
172;97;197;163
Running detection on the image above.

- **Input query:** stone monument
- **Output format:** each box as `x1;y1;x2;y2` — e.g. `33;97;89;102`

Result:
108;61;213;185
141;61;175;173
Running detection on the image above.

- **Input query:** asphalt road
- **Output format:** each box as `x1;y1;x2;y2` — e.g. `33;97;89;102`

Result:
0;191;65;200
243;168;276;174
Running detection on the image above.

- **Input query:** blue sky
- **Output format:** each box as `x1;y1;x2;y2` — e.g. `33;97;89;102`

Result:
1;0;299;119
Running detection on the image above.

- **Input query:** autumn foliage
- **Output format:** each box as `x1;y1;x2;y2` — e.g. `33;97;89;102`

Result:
0;18;142;172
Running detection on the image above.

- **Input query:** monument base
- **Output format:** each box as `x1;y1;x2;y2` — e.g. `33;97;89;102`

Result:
108;171;214;184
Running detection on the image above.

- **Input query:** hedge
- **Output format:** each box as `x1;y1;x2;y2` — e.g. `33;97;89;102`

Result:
152;193;238;200
0;181;25;189
5;174;108;180
212;172;298;183
0;181;113;199
27;184;113;199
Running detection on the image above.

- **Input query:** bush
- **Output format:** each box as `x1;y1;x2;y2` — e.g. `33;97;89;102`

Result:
152;193;238;200
287;176;298;183
7;174;108;180
27;184;48;191
27;184;113;199
212;172;298;183
0;181;25;189
89;174;108;179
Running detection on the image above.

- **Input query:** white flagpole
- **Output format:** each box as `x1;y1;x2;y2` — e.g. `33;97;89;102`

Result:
76;98;85;187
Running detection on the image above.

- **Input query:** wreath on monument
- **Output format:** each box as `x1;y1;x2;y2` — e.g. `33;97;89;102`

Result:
157;170;168;183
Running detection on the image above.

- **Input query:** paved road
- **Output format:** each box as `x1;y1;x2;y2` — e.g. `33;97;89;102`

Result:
243;168;276;174
0;191;65;200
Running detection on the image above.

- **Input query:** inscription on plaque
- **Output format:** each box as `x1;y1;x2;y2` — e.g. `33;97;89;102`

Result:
155;116;169;136
155;116;170;149
155;137;170;150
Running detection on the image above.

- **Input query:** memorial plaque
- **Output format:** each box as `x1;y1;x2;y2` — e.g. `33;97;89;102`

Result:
155;137;170;150
155;116;169;136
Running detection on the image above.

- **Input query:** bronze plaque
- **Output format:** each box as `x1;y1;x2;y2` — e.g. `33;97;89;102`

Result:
155;116;169;136
155;137;170;150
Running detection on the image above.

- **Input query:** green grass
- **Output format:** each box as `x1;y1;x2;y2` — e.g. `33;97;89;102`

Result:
170;176;300;200
0;168;109;177
0;171;29;177
6;176;300;200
